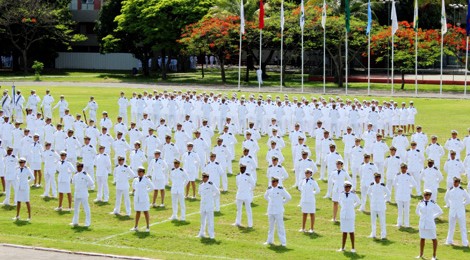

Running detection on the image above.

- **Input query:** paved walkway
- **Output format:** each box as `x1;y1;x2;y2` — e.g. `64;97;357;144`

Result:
2;80;470;99
0;244;152;260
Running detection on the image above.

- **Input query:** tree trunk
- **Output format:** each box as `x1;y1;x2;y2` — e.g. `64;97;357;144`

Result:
161;49;167;80
261;50;275;78
218;54;226;83
140;56;150;76
245;46;253;82
22;50;28;74
401;70;405;90
200;51;205;79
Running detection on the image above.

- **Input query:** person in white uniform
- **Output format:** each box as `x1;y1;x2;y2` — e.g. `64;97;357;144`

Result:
329;160;352;222
394;163;417;227
71;163;94;227
264;177;291;247
384;146;401;198
298;168;320;233
13;158;34;221
149;150;168;207
112;156;136;216
40;89;54;119
182;143;201;199
444;177;470;247
56;151;76;211
197;172;219;239
41;143;59;198
415;189;443;260
233;164;255;228
367;173;391;239
420;159;444;202
169;159;190;221
94;146;111;202
130;167;155;232
83;96;98;122
338;181;360;253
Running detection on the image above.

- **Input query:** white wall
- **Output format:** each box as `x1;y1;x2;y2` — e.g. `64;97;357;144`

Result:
55;52;140;70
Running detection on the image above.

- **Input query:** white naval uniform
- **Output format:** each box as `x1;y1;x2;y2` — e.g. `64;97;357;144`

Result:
212;144;231;190
72;171;94;226
235;172;255;227
41;94;54;119
118;97;129;123
239;155;257;183
394;172;417;227
80;144;96;182
148;158;168;190
170;167;190;220
294;158;317;187
266;164;288;187
405;148;425;195
444;185;470;246
384;155;401;197
359;162;378;210
264;186;291;245
444;158;465;189
416;199;443;239
198;180;220;238
420;167;443;201
342;133;356;172
132;176;154;211
3;154;17;205
14;167;34;202
94;153;111;201
83;101;98;122
113;164;136;215
367;182;391;238
299;177;320;213
371;140;389;174
129;149;146;172
339;191;360;232
425;143;444;168
182;151;201;181
350;145;365;187
57;160;76;194
42;149;59;197
445;137;464;160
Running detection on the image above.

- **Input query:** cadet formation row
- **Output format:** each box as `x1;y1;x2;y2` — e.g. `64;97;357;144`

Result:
0;89;468;259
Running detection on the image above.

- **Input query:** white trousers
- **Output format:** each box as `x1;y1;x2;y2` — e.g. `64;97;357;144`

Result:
375;162;385;175
267;213;286;245
96;175;109;201
410;170;421;195
343;152;351;172
73;197;91;226
236;199;253;227
171;193;186;219
114;189;131;215
43;173;57;197
360;184;369;210
370;210;387;238
199;209;215;238
396;200;410;227
446;215;468;246
3;180;15;204
315;143;321;165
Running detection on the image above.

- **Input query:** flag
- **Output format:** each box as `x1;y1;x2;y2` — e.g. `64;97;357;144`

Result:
321;0;327;30
413;0;419;32
366;0;372;35
441;0;447;34
240;0;245;34
467;0;470;36
345;0;350;32
259;0;264;29
281;0;285;31
391;0;398;35
300;0;305;30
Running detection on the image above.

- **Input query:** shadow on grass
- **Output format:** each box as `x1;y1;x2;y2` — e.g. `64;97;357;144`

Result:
399;226;418;234
435;218;448;224
171;220;190;226
360;211;371;216
1;204;15;211
303;232;322;239
200;237;221;245
115;214;132;221
267;244;293;253
237;226;255;233
342;251;366;259
438;188;447;193
214;211;224;217
372;238;395;246
94;201;110;206
133;231;151;239
13;220;31;226
41;197;56;202
251;203;259;208
152;206;167;212
56;210;72;216
72;226;91;233
187;198;199;203
451;245;470;252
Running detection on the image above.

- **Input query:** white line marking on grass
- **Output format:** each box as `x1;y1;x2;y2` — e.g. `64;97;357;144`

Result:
94;194;264;243
0;234;240;260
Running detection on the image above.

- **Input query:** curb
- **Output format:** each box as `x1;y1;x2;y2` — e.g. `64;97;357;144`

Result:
0;243;155;260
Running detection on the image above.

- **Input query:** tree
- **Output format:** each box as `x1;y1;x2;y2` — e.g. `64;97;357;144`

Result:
370;22;466;89
0;0;85;73
180;15;254;83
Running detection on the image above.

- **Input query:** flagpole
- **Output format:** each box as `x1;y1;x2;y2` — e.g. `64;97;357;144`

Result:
323;26;326;94
259;29;262;91
238;30;242;90
465;36;469;96
440;30;444;95
280;0;284;92
414;30;418;96
301;27;304;93
367;30;371;95
391;32;394;95
345;31;348;95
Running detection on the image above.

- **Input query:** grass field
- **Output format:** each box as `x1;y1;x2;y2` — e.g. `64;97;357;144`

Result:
0;69;469;94
0;84;470;259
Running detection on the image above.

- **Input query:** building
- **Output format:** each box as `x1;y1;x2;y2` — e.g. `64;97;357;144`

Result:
70;0;103;52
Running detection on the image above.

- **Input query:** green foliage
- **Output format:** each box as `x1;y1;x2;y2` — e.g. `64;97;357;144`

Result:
31;60;44;81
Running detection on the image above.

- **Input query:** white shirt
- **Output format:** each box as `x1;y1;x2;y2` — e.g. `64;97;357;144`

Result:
72;171;94;199
394;173;417;201
236;172;255;200
416;200;443;230
299;178;320;203
444;185;470;218
367;182;391;211
170;167;189;194
264;186;291;214
114;164;136;190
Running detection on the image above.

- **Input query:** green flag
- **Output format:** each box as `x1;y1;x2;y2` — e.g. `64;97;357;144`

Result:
345;0;350;32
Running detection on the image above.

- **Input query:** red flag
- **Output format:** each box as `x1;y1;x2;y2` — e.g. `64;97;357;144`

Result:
259;0;265;29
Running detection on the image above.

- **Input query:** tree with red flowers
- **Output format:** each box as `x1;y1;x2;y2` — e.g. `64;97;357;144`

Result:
180;15;254;83
370;21;466;89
